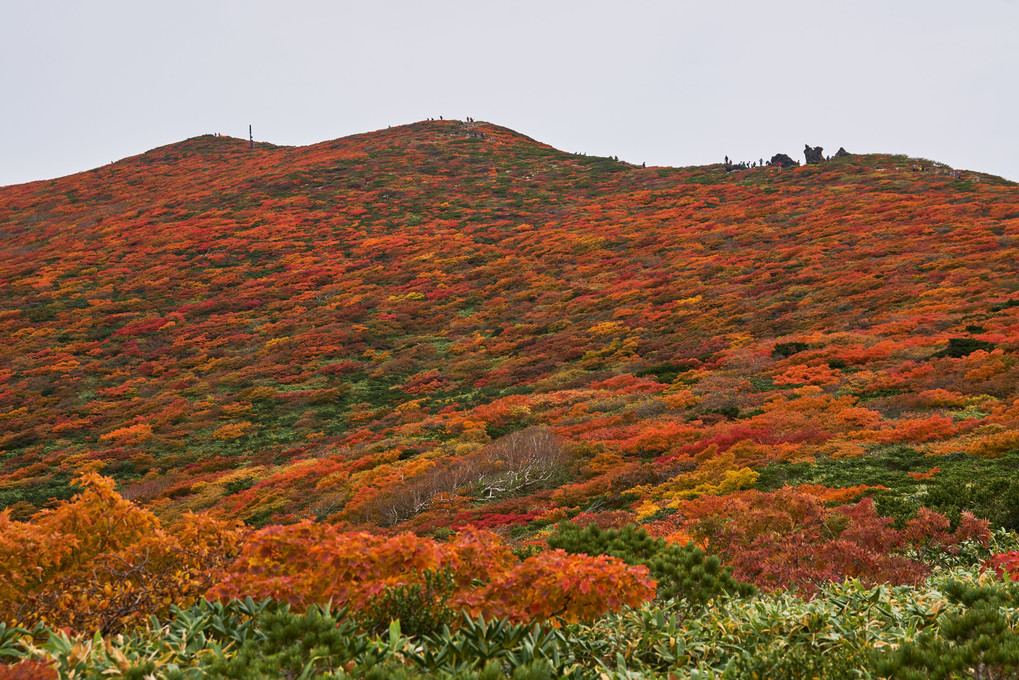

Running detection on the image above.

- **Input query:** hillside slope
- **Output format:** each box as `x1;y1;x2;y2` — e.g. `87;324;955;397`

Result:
2;120;1018;543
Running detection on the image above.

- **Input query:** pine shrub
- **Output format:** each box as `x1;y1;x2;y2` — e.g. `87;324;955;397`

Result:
546;522;754;604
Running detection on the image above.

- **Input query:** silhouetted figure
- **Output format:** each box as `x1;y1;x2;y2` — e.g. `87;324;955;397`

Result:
641;162;646;168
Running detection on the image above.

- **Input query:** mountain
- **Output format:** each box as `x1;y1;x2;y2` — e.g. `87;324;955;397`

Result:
2;119;1018;543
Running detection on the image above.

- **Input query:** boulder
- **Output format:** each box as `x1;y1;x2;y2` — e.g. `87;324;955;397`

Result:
834;147;850;158
804;145;824;165
769;153;797;168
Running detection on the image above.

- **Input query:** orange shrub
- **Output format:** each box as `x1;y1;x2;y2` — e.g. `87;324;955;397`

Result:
969;430;1019;459
97;423;153;445
0;661;57;680
0;473;245;633
208;523;654;623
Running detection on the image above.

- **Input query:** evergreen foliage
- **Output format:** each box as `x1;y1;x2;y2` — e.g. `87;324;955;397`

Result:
875;579;1019;679
933;337;997;359
756;448;1019;530
546;522;755;604
354;568;458;637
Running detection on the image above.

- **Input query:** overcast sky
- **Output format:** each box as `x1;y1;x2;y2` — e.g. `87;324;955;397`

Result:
2;0;1017;187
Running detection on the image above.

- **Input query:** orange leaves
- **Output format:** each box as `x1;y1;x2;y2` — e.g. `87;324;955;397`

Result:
0;660;58;680
907;467;940;480
208;523;654;623
618;420;698;457
209;523;460;609
0;473;244;633
871;415;958;445
401;370;449;395
212;421;253;440
772;361;841;386
793;483;880;503
220;401;253;418
2;119;1019;584
98;423;153;445
663;489;990;592
968;430;1019;459
472;550;654;623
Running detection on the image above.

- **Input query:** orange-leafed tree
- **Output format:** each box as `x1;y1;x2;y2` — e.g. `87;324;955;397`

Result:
0;473;245;633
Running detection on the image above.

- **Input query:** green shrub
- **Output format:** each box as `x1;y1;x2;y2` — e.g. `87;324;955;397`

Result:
410;615;577;679
734;643;871;680
634;362;691;384
772;341;809;358
874;579;1019;679
202;603;372;680
755;448;1019;532
355;569;458;638
933;337;995;358
546;523;754;605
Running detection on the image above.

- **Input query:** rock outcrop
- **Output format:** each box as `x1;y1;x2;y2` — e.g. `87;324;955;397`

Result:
834;147;850;158
769;153;797;168
804;145;824;165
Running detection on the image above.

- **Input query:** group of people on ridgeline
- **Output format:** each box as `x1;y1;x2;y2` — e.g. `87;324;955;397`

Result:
422;116;492;141
912;164;965;179
463;116;486;138
724;155;767;170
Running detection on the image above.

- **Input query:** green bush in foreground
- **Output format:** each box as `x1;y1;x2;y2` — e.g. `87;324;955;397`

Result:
875;579;1019;679
354;568;458;638
7;565;1019;679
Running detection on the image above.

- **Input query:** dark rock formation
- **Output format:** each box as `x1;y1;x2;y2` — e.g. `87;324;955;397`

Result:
769;153;797;168
804;145;824;165
834;147;850;158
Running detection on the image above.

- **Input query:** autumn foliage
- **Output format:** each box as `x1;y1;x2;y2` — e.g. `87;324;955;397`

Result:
0;662;57;680
0;473;244;633
208;522;654;623
1;120;1019;623
662;489;990;591
986;551;1019;581
0;473;653;635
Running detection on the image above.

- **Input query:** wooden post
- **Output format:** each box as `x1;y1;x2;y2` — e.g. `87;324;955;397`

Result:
249;125;253;150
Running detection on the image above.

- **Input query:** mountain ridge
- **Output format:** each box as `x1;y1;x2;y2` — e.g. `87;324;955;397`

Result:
1;120;1018;547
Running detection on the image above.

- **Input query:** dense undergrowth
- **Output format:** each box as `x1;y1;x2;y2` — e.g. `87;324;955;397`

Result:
3;120;1019;676
6;566;1019;679
4;471;1019;678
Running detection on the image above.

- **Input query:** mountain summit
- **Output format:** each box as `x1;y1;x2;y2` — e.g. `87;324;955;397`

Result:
1;121;1017;537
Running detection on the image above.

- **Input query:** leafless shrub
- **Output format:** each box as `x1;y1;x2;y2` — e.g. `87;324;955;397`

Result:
364;426;567;526
121;474;180;502
476;426;567;500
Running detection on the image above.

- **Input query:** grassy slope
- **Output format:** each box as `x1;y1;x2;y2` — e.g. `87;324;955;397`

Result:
1;120;1018;535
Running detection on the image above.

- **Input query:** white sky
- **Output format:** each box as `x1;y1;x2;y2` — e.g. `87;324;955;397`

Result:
2;0;1017;186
